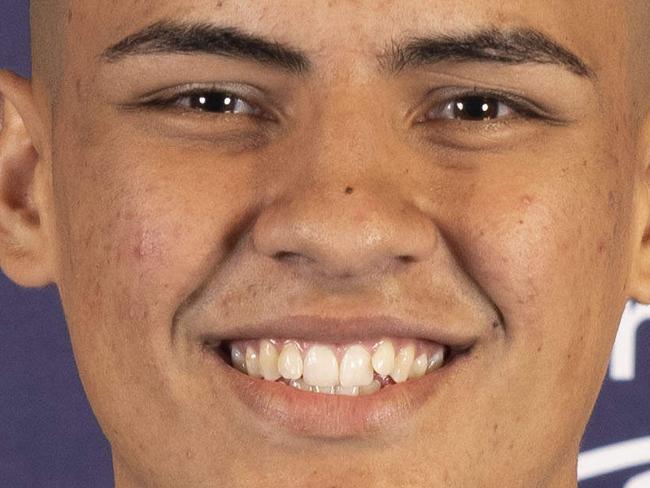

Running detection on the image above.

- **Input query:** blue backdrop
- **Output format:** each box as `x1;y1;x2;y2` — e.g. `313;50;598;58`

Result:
1;2;648;486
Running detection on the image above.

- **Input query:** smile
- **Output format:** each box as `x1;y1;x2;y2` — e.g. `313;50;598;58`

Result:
198;315;477;438
217;338;448;395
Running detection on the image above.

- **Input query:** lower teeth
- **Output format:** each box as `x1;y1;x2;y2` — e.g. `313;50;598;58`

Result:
286;378;385;396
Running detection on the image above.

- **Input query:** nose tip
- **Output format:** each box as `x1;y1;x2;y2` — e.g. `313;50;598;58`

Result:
252;188;438;278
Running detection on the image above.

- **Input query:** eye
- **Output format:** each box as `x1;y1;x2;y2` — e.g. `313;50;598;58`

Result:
173;91;260;115
142;88;264;117
428;95;515;122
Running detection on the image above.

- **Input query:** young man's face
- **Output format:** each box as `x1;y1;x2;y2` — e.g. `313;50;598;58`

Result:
3;0;650;486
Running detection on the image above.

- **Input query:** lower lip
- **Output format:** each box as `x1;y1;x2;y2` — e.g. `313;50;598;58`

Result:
204;347;464;439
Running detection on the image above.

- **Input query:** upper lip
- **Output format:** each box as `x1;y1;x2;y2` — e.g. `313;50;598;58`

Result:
195;314;478;352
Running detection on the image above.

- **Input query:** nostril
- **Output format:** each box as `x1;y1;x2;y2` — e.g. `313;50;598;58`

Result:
397;255;416;264
273;251;300;261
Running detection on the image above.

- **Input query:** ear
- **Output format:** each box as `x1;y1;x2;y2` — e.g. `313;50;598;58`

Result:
627;112;650;303
0;70;54;287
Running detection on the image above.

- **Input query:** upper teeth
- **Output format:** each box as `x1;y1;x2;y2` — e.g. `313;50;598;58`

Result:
228;338;446;395
278;342;303;379
339;345;373;387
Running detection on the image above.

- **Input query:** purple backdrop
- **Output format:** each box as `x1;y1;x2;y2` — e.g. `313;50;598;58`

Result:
0;2;648;487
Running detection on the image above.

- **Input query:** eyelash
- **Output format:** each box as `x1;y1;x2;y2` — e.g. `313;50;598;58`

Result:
142;88;266;117
142;87;551;124
423;90;548;123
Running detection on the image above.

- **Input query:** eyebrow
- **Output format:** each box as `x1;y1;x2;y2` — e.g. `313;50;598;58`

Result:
385;28;594;78
100;20;311;74
102;21;593;80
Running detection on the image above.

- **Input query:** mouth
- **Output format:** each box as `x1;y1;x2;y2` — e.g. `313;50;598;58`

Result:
211;337;457;395
198;316;475;438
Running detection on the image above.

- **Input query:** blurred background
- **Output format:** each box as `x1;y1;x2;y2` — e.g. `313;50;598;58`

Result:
1;2;649;486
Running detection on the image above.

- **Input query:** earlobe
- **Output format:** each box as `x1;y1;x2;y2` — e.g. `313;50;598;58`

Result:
0;70;54;287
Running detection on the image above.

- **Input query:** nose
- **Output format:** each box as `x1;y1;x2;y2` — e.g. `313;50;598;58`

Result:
251;185;438;278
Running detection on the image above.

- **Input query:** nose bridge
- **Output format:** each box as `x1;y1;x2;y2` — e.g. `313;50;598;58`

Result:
306;83;386;173
251;82;437;278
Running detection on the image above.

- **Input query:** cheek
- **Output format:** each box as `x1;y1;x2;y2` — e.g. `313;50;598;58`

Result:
51;145;250;428
55;136;254;309
458;168;628;362
490;193;577;317
52;144;246;370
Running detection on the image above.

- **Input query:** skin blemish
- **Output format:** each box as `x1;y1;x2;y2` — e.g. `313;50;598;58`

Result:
608;191;620;210
344;186;354;195
246;283;258;298
133;229;159;259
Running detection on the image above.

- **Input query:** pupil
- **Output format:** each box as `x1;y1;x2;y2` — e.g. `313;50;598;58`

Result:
190;93;235;112
454;97;499;120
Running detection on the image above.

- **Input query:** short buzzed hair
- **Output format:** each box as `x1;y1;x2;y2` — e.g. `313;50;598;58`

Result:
30;0;69;103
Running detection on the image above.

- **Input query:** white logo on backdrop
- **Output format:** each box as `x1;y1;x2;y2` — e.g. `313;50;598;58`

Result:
578;301;649;484
609;301;650;382
623;470;650;488
578;437;650;483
